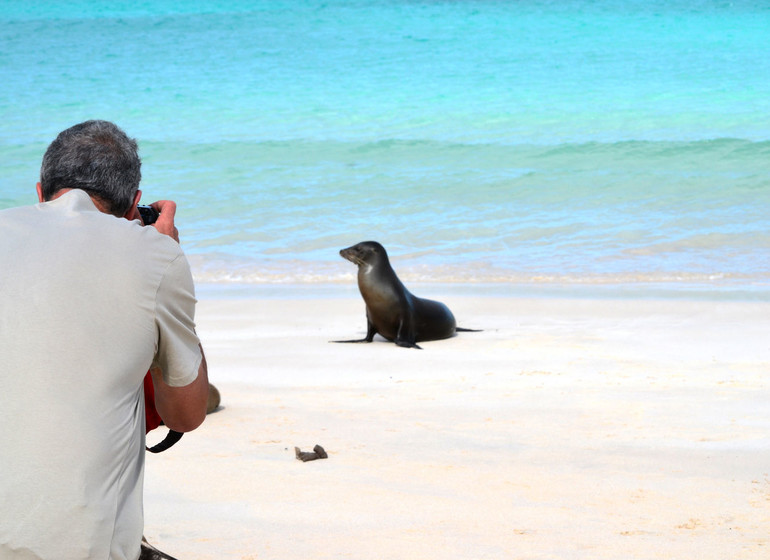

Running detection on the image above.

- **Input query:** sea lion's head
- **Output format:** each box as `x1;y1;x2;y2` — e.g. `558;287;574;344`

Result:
339;241;388;268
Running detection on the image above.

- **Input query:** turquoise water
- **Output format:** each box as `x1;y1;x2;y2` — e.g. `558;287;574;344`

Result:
2;1;769;292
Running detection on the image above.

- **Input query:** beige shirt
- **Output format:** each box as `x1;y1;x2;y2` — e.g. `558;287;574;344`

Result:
0;190;202;560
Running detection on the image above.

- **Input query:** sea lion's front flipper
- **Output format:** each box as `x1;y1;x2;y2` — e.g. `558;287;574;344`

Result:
331;338;371;343
332;317;377;343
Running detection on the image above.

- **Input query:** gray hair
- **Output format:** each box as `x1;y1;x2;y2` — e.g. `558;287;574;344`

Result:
40;120;142;216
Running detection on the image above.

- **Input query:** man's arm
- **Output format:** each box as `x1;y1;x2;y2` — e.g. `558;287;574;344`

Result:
150;345;209;432
139;197;209;432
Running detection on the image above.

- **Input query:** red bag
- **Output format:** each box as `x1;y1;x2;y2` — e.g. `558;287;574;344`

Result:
143;371;163;433
143;371;184;453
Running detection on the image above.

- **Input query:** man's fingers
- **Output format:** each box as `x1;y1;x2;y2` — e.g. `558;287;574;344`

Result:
149;200;179;242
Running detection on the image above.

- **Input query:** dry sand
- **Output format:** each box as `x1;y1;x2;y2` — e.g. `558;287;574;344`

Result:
143;286;770;559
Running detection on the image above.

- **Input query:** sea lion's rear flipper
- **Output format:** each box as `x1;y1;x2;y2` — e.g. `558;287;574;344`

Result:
456;327;482;332
394;317;422;349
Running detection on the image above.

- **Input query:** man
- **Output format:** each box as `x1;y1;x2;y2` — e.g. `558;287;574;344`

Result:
0;120;209;560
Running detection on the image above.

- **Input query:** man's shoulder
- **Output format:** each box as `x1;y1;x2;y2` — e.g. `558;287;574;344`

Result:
0;202;38;220
110;221;190;286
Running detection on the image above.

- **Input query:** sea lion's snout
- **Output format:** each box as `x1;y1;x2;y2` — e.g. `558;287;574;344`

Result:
340;244;366;266
340;241;383;265
339;247;356;262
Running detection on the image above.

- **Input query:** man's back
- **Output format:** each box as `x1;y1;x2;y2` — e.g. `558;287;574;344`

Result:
0;190;201;560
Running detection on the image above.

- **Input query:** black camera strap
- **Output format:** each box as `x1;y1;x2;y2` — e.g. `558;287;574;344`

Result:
146;429;183;453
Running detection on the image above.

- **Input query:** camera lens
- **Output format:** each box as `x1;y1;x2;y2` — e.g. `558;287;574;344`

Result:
138;205;159;225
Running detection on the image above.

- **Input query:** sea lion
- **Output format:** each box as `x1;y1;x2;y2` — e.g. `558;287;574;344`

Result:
335;241;479;349
207;383;221;414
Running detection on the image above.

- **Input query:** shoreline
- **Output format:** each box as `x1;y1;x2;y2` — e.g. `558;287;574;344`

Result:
195;280;770;302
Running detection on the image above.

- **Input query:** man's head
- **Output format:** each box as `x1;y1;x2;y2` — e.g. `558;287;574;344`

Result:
39;120;142;217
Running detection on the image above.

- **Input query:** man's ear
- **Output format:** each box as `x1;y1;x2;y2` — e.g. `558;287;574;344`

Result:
123;189;142;219
36;182;45;203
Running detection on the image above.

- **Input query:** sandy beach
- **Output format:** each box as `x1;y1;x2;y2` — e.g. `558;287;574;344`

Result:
143;286;770;560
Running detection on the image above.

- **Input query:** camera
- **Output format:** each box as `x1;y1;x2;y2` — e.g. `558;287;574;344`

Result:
137;205;159;225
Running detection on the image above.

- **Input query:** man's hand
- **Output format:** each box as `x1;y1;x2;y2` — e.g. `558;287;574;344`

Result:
149;200;180;243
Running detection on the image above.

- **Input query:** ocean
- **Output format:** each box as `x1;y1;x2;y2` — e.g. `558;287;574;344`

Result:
1;1;769;297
